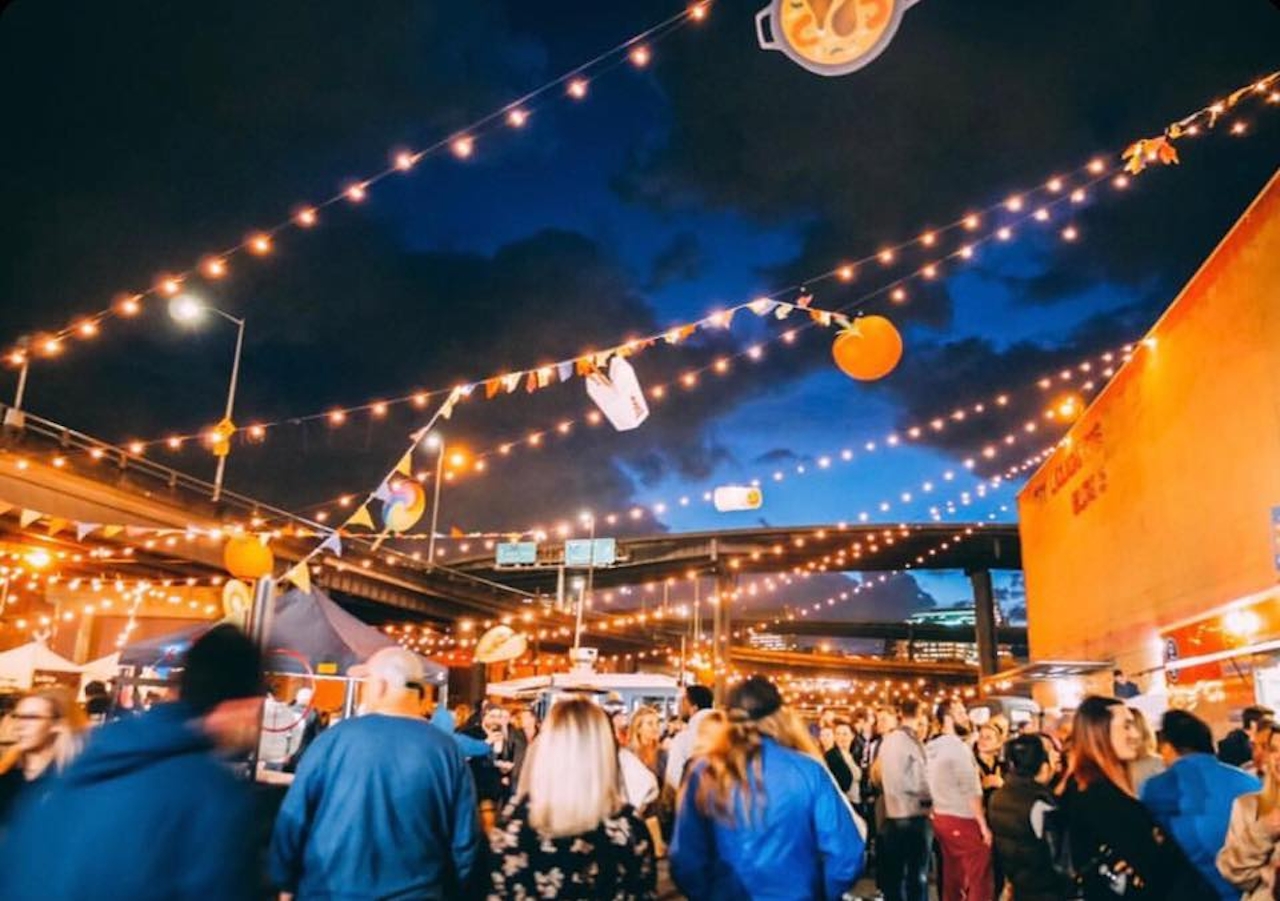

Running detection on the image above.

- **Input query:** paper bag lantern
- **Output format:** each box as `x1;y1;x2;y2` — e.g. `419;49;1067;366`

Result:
474;625;529;664
586;356;650;432
224;534;274;580
713;486;764;512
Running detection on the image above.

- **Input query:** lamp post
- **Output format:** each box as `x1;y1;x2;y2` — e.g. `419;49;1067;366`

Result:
169;295;246;502
4;348;30;427
425;433;445;569
574;512;596;651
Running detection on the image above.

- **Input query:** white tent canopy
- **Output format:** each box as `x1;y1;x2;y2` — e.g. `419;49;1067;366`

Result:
0;641;82;690
80;652;121;686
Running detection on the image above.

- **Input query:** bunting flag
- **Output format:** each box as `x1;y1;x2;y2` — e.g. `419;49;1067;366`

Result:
282;560;312;594
346;505;376;531
19;509;41;528
46;518;69;537
395;452;414;477
319;533;343;557
75;522;100;541
102;525;124;538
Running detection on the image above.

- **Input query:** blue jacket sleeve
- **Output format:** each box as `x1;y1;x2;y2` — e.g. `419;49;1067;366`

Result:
1138;771;1176;830
813;767;866;900
450;751;483;889
269;739;325;891
454;731;495;759
669;768;714;899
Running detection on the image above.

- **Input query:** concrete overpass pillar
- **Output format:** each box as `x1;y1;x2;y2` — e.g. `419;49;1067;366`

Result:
968;568;999;679
713;568;734;705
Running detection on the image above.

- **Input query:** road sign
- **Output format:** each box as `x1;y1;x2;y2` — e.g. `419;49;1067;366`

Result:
496;542;538;566
564;538;616;567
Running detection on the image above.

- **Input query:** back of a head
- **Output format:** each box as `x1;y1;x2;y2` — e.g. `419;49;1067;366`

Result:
933;700;952;728
899;698;922;721
522;697;618;838
686;684;714;712
727;677;782;722
1245;706;1275;731
1005;734;1049;778
180;625;264;716
1159;709;1214;756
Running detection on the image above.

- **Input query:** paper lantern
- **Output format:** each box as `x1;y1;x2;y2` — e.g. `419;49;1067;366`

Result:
474;625;528;664
223;534;274;580
586;356;650;432
713;486;764;512
832;315;903;381
382;479;426;533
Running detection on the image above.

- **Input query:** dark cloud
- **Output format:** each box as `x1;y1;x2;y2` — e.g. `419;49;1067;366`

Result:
645;231;706;291
618;0;1280;327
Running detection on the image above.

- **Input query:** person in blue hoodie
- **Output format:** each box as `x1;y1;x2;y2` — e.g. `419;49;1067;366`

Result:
269;646;481;900
670;676;865;900
1141;708;1262;900
0;624;266;901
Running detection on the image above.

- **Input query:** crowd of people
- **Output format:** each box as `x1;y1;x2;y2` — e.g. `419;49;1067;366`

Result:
3;627;1280;900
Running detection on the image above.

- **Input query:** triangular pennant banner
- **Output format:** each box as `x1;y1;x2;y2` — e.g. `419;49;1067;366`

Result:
319;533;343;557
346;505;375;531
75;522;101;541
749;298;777;316
102;525;124;539
19;509;42;529
284;561;312;594
557;361;574;382
774;303;794;320
372;481;393;504
485;378;502;399
449;526;465;538
503;373;522;394
536;367;554;389
46;518;70;537
395;452;414;477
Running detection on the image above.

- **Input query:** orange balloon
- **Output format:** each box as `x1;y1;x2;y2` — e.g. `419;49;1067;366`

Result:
832;315;904;381
223;534;274;580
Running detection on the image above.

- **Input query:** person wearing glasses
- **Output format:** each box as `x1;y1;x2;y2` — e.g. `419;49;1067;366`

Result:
0;686;85;825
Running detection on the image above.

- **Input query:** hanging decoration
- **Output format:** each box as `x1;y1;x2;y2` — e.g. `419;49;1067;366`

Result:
474;624;529;664
585;356;651;432
756;0;921;76
382;479;427;533
221;579;253;628
713;485;765;512
223;534;274;580
832;315;903;381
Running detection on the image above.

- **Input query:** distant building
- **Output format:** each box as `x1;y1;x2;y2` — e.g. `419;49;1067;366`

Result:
892;607;1005;665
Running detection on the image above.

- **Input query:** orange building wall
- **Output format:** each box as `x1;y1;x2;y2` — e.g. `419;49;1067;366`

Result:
1018;169;1280;704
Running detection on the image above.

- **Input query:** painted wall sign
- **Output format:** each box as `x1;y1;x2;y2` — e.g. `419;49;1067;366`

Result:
756;0;921;77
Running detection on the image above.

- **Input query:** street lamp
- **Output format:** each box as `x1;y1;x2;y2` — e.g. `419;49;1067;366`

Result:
423;432;445;568
574;511;596;650
168;294;246;502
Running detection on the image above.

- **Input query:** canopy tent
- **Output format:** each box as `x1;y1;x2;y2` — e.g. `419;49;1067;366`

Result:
0;641;82;690
116;588;446;683
80;652;122;685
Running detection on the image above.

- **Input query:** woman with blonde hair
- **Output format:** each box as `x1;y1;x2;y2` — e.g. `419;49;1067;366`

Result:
628;706;667;785
1063;695;1208;899
0;686;86;823
670;676;865;900
1128;706;1165;793
1218;723;1280;899
487;697;655;899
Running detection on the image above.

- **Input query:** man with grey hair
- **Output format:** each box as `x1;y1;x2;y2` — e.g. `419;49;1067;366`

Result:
269;647;481;900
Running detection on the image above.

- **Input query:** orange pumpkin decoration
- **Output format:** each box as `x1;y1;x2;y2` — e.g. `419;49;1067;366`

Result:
223;534;275;580
832;315;903;381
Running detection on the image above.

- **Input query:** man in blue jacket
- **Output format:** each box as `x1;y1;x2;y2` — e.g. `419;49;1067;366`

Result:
0;624;266;900
270;646;481;900
1141;708;1262;900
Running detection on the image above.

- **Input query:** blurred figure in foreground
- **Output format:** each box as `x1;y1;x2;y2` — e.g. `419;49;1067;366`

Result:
0;624;265;900
487;697;656;899
0;686;85;825
1218;723;1280;900
270;647;480;900
670;676;865;900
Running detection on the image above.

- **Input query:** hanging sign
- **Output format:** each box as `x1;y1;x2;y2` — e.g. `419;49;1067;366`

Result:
496;542;538;566
755;0;921;77
565;538;617;567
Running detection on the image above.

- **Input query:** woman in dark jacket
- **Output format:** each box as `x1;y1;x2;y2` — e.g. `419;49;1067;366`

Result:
1063;695;1214;900
988;734;1075;901
823;718;862;804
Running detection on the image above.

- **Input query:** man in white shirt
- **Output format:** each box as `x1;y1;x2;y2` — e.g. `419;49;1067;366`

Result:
664;684;715;791
926;699;993;901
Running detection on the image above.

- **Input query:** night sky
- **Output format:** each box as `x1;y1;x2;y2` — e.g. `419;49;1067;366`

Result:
2;1;1278;623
